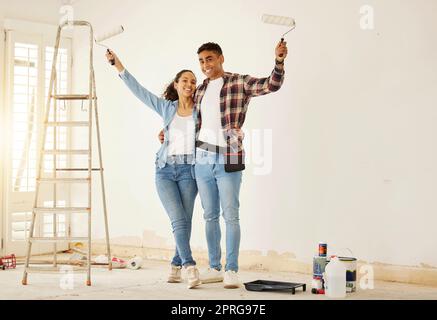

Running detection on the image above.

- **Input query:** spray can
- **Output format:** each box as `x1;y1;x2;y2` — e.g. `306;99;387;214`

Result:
313;256;327;277
318;242;327;257
312;242;328;294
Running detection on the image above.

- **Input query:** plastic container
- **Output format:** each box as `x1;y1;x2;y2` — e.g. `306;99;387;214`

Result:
324;256;346;298
326;255;357;293
127;256;143;270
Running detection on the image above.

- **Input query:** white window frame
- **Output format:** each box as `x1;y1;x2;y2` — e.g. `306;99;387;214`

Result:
1;26;6;255
1;19;73;256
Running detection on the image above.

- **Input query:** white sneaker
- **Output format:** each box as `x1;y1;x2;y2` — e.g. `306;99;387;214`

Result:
186;266;202;289
224;270;240;289
199;268;224;283
167;265;182;283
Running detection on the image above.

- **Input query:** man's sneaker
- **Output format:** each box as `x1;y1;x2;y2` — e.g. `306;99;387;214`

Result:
167;265;182;283
199;268;224;283
224;270;240;289
186;266;202;289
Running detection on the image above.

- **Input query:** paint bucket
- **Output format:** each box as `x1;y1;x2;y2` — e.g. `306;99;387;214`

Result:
339;257;357;293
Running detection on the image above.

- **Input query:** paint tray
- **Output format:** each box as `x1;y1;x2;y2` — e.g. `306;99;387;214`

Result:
244;280;306;295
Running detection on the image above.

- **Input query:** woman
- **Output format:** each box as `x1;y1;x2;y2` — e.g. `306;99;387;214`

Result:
106;50;200;289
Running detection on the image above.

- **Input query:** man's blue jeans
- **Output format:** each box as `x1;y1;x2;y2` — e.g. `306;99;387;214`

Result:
194;148;243;272
155;162;198;267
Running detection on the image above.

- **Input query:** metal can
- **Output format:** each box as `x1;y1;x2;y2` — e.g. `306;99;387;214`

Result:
313;255;327;277
340;257;357;293
318;242;327;257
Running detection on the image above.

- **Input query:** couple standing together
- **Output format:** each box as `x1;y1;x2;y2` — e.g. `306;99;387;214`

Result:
106;40;287;289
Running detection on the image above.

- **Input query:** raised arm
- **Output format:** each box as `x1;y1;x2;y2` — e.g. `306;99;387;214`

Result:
106;50;172;117
243;40;288;97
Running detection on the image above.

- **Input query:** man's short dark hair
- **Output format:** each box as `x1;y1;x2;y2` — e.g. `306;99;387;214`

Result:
197;42;223;56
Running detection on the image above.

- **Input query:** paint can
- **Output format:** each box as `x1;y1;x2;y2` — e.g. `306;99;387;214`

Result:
318;242;327;257
127;256;143;270
339;257;357;293
312;276;323;289
313;256;327;277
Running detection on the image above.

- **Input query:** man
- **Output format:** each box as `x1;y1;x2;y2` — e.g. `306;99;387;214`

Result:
160;41;287;288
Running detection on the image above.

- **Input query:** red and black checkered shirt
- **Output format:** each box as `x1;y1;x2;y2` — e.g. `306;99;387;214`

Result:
194;62;285;165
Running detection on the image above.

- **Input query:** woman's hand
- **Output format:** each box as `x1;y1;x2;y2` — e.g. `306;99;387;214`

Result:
158;129;165;144
105;50;125;73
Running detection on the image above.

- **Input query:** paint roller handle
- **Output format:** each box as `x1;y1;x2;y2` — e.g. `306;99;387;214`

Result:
279;38;284;58
107;49;116;66
105;49;116;65
108;49;115;66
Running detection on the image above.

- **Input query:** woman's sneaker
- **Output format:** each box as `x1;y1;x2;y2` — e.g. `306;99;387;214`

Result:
199;268;224;283
224;270;240;289
186;266;202;289
167;265;182;283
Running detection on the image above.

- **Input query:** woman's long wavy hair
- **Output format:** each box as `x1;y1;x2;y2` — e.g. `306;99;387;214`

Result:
163;70;196;101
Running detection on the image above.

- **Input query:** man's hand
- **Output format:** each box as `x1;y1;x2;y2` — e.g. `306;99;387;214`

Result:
275;41;288;63
105;50;125;73
158;129;165;144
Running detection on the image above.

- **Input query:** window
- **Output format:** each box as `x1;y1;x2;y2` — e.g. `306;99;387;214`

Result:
11;211;32;241
5;27;72;249
11;43;38;192
10;43;70;191
44;47;69;172
43;201;67;238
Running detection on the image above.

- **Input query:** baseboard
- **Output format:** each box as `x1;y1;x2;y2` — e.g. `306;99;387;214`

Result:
91;243;437;287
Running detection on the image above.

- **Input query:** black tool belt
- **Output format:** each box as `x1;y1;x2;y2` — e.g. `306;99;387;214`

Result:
195;140;226;154
195;140;245;173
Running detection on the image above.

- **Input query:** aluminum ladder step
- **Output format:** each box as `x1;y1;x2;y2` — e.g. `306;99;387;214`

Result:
56;168;102;172
42;150;89;155
29;237;90;243
33;207;90;213
25;266;88;274
51;94;96;100
46;121;89;127
37;178;90;183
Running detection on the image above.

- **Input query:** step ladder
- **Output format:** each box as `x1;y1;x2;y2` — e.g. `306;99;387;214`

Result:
22;21;112;286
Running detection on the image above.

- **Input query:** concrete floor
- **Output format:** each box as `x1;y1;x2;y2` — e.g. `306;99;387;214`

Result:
1;259;437;300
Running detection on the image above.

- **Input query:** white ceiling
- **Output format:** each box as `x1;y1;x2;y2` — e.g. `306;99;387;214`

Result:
0;0;78;25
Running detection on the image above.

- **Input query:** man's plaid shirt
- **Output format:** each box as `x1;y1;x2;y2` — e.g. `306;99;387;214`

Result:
194;62;285;163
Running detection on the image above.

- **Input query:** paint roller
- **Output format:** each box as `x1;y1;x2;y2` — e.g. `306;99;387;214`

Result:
95;25;124;65
262;14;296;57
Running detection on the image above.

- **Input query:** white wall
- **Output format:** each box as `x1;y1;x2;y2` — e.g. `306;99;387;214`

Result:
69;0;437;268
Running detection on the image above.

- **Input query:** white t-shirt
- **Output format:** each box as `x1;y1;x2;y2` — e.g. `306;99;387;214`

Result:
167;112;195;156
198;77;227;147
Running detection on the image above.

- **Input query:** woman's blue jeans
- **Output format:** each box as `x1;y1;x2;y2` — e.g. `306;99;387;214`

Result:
155;160;198;267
